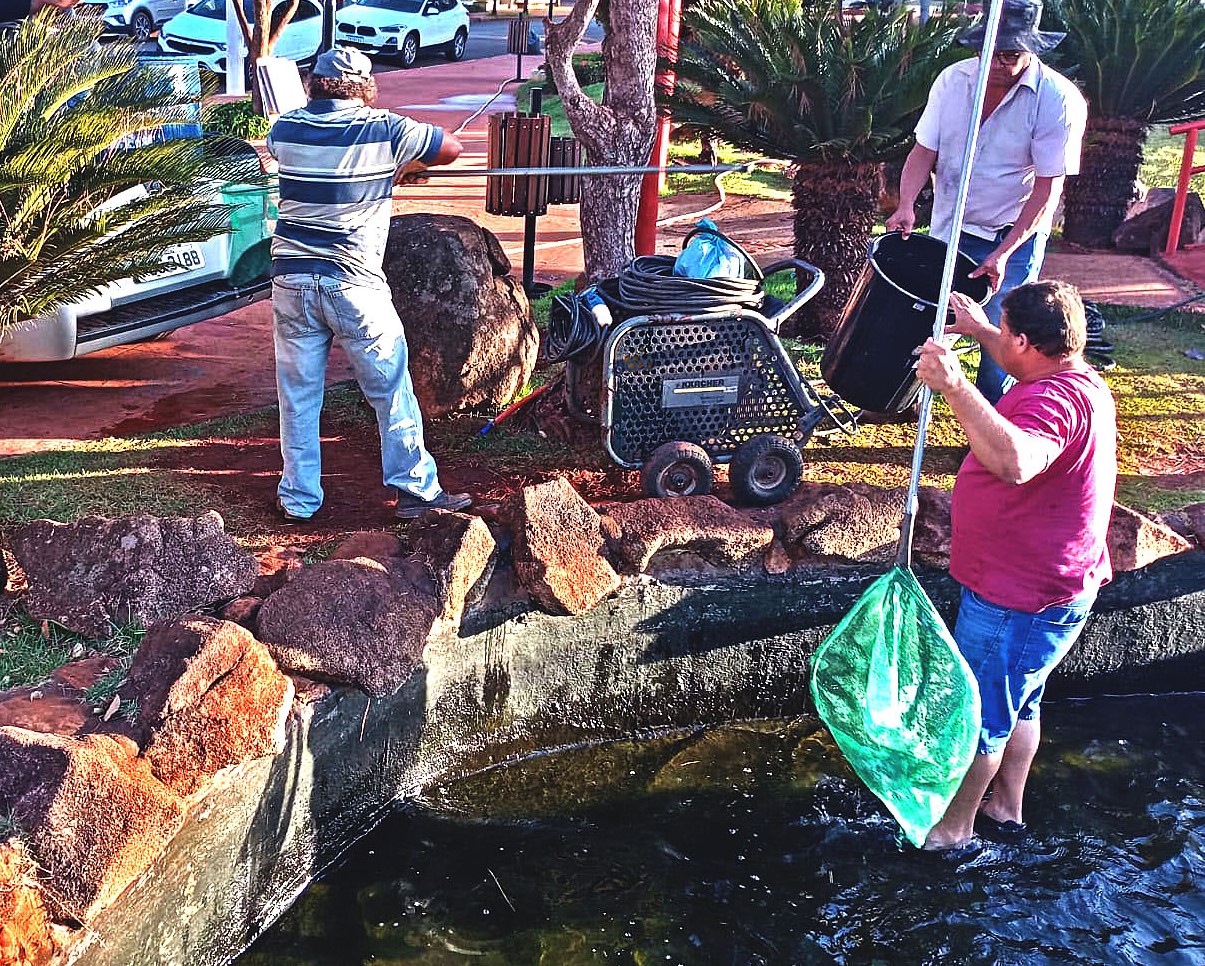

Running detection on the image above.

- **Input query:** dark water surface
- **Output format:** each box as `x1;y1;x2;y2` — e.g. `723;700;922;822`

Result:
239;694;1205;965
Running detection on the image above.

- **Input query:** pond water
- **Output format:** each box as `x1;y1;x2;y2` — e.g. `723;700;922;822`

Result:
238;694;1205;965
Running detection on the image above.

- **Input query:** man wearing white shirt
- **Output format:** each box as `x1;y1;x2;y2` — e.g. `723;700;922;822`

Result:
886;0;1087;404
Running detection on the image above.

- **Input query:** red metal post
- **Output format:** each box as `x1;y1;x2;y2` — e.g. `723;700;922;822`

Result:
1165;120;1205;257
634;0;682;256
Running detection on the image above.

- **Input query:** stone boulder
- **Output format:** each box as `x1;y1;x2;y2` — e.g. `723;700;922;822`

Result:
601;496;775;573
407;510;497;625
778;483;903;562
0;728;185;921
1113;188;1205;253
123;618;294;797
0;840;55;966
1157;502;1205;547
911;486;954;568
257;554;444;697
383;214;538;418
1107;503;1194;571
11;513;258;639
509;479;620;615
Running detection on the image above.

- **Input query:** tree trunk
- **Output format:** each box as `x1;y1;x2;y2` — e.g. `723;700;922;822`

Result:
789;160;881;340
1062;116;1147;249
545;0;658;281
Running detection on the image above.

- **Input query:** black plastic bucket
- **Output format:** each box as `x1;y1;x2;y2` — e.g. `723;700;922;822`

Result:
821;232;993;414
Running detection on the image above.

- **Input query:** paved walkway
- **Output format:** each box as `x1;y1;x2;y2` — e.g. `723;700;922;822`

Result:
2;50;1203;456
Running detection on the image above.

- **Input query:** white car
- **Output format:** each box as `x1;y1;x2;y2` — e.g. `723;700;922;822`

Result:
335;0;468;66
77;0;189;41
158;0;322;75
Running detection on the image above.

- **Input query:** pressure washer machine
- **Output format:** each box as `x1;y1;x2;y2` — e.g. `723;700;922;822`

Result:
546;227;858;505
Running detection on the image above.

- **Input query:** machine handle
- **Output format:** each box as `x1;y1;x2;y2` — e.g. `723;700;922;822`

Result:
760;259;825;332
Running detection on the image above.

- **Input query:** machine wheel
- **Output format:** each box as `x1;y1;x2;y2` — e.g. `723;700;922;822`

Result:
730;434;803;505
130;8;154;41
398;31;420;67
445;27;467;61
641;441;714;498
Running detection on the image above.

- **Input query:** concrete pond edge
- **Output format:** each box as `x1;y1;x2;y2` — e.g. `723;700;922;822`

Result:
1;485;1203;966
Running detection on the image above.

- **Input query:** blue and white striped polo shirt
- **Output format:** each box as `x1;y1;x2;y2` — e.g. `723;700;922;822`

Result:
267;98;443;283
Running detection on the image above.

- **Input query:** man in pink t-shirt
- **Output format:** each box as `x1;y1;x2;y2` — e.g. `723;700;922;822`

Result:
915;280;1117;852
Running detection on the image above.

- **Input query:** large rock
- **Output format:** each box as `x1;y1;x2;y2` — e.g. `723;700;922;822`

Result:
123;618;294;798
0;729;185;921
1107;503;1194;571
257;554;444;697
778;483;903;562
601;496;775;573
11;513;258;639
383;213;538;418
509;479;620;615
407;510;497;626
0;840;55;966
1114;188;1205;253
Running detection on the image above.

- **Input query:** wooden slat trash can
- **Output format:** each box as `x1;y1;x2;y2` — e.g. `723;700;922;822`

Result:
547;136;584;205
506;17;532;54
485;112;552;217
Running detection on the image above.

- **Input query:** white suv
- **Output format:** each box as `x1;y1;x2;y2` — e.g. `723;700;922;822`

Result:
335;0;469;66
77;0;189;40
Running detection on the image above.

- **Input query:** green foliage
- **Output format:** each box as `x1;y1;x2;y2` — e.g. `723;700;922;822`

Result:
1050;0;1205;124
0;13;266;329
664;0;969;165
203;97;271;140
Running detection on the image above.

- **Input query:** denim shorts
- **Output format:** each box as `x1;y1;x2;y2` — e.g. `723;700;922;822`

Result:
953;586;1094;755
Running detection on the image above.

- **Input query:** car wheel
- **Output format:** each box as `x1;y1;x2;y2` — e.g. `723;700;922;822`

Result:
130;8;154;41
398;31;419;67
445;27;467;61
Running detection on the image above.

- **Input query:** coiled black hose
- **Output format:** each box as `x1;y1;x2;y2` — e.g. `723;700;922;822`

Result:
613;255;764;316
545;292;605;364
545;246;767;364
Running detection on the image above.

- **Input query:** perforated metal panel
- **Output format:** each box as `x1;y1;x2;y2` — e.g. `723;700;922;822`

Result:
604;315;821;468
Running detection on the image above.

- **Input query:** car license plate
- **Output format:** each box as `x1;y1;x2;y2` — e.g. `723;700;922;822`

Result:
161;244;205;274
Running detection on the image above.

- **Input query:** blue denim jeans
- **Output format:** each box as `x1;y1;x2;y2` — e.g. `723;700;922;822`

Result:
956;230;1048;405
953;586;1094;755
272;273;442;517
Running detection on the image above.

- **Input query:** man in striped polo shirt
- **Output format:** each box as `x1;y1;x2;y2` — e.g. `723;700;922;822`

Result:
267;46;470;521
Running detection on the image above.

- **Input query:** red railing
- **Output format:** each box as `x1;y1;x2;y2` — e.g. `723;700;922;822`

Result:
1164;119;1205;256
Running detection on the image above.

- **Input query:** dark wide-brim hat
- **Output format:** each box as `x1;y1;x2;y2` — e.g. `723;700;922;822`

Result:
959;0;1066;54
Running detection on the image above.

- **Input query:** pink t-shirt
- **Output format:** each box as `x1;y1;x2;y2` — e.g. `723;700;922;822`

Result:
950;366;1118;613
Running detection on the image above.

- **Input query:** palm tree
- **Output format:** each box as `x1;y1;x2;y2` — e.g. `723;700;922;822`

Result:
663;0;966;337
0;12;264;330
1051;0;1205;248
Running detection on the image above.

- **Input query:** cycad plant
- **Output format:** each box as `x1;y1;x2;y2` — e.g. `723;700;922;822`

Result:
0;12;265;331
1051;0;1205;248
664;0;967;337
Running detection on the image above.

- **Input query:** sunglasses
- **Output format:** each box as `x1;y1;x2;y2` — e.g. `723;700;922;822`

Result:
991;50;1027;63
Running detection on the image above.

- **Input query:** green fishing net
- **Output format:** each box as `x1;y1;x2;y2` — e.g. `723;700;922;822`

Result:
809;566;982;847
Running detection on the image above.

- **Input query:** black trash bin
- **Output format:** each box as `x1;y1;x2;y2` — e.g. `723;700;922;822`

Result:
821;232;992;414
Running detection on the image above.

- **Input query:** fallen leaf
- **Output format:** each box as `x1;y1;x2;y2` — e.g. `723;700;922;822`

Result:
70;641;85;660
29;690;43;701
102;694;121;722
40;620;50;640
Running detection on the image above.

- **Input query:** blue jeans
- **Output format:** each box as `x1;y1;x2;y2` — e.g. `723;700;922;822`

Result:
953;586;1094;755
272;273;442;517
956;230;1048;404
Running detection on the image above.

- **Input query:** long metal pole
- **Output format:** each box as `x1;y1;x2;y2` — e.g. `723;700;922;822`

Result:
896;0;1004;568
412;162;753;179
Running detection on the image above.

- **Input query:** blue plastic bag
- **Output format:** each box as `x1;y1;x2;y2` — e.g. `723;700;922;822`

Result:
673;218;746;279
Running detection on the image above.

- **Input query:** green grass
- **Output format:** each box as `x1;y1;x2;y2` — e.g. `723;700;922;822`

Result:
1140;126;1205;195
0;608;144;690
664;140;792;201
